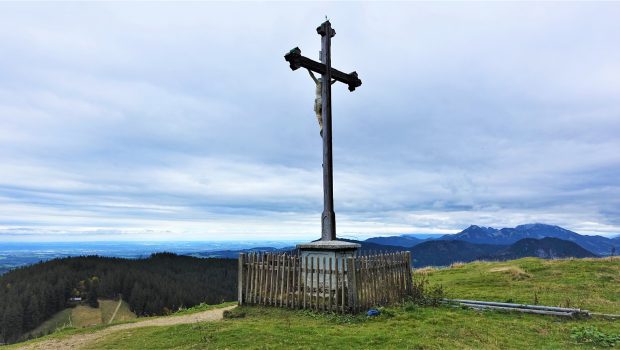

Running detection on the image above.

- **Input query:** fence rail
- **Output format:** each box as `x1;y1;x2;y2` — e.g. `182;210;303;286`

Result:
238;251;412;313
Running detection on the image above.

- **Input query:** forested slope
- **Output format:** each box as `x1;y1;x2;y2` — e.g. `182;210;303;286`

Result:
0;253;236;343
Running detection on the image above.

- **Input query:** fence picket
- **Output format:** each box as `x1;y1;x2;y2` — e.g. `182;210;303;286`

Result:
310;256;315;310
285;255;290;307
297;256;302;308
258;253;264;305
322;256;326;311
244;253;250;303
315;257;319;311
251;253;257;304
328;257;333;312
282;254;286;306
334;257;339;312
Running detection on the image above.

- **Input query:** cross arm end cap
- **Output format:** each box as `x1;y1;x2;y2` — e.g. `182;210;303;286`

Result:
284;47;302;70
316;22;336;37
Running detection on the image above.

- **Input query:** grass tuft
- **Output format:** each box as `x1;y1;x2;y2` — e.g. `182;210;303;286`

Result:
489;266;532;280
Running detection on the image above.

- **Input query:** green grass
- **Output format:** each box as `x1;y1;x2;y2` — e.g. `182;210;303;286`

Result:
173;301;237;316
420;257;620;313
84;305;620;349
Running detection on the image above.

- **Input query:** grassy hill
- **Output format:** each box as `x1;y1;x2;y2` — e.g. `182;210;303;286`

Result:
21;299;136;340
420;257;620;314
7;257;620;349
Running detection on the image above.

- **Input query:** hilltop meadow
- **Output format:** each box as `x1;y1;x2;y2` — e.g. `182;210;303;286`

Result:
7;257;619;349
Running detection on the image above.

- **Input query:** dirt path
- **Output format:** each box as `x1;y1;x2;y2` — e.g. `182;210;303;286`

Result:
16;305;237;350
106;299;123;324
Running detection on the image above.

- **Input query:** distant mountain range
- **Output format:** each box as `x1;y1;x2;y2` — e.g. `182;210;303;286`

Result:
194;223;613;268
440;223;616;256
366;223;618;256
198;236;600;269
365;236;422;248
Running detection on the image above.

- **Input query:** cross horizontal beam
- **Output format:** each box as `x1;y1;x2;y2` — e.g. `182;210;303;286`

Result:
284;47;362;92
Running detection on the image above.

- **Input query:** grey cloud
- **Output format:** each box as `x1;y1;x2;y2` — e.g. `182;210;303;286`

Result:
0;2;619;241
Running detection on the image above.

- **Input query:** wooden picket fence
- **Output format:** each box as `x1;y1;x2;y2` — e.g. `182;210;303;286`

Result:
237;251;412;313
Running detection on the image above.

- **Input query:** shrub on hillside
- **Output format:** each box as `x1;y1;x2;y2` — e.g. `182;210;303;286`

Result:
409;274;444;307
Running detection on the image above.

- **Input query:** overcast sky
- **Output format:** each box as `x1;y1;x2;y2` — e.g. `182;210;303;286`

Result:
1;2;619;242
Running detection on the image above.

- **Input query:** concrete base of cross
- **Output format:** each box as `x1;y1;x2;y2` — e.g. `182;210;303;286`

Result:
297;240;360;290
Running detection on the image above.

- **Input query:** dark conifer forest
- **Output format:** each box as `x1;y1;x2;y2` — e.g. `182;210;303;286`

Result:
0;253;237;343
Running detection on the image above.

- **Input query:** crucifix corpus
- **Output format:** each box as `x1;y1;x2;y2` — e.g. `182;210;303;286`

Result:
285;20;361;260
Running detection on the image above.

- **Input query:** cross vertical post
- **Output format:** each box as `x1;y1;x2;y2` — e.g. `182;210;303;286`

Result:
284;20;362;243
318;21;336;241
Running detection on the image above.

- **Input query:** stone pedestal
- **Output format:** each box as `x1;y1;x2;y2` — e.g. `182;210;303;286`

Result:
297;240;360;290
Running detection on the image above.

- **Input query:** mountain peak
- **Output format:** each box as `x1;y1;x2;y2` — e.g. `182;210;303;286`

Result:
464;225;496;232
462;225;498;235
515;223;561;231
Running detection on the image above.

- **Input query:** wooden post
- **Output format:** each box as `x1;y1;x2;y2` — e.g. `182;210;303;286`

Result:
297;256;301;309
260;253;266;305
341;257;346;313
388;253;394;303
256;254;262;304
406;251;412;296
328;257;333;312
398;252;405;300
401;252;407;299
362;255;368;309
318;21;336;241
248;253;254;304
250;253;256;304
280;255;286;307
304;256;308;309
264;253;269;304
315;257;320;311
274;254;279;306
381;253;387;304
238;253;244;305
266;253;272;305
274;253;279;306
310;257;315;310
322;256;327;311
244;253;251;304
346;257;357;312
334;257;339;312
285;255;290;308
254;253;259;304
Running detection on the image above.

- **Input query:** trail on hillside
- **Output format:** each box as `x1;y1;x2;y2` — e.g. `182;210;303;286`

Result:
106;299;123;324
16;305;237;350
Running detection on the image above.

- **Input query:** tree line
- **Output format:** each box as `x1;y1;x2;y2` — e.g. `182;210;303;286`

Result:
0;253;237;344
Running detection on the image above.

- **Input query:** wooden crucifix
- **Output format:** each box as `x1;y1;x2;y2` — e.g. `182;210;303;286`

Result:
284;20;362;241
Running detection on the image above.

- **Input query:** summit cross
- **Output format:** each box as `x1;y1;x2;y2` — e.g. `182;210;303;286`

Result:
284;20;362;241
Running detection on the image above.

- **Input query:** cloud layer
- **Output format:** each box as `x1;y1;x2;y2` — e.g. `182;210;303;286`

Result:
1;3;619;241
